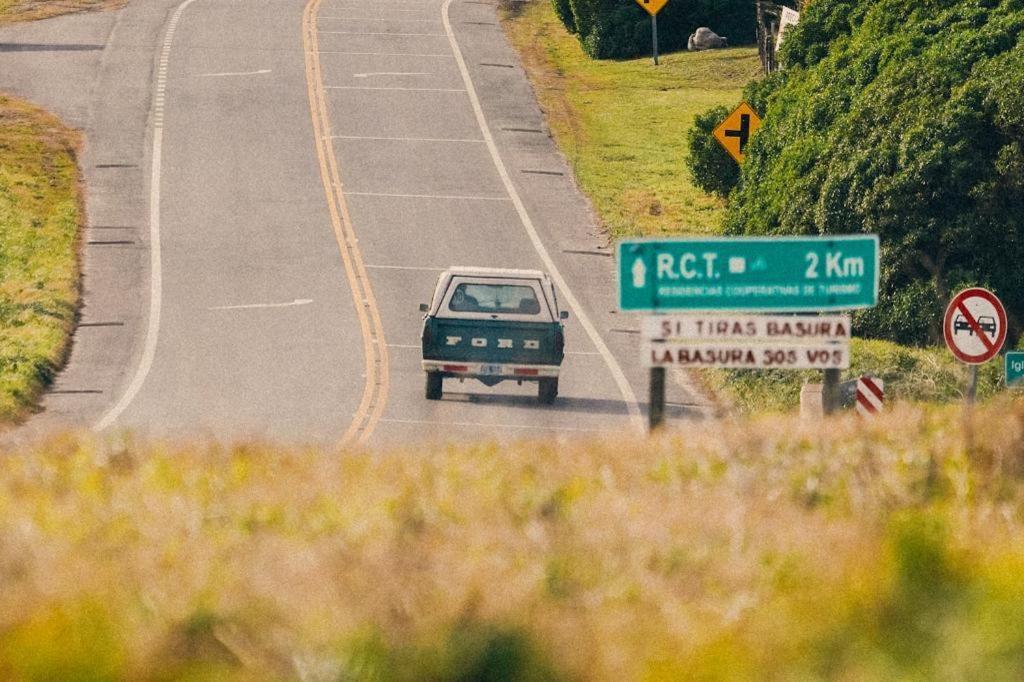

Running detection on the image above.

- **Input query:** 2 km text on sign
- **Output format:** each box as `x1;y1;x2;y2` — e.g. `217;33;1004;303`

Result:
618;235;879;312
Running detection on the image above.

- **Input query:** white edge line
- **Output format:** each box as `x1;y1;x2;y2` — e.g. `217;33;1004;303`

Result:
441;0;644;432
93;0;200;431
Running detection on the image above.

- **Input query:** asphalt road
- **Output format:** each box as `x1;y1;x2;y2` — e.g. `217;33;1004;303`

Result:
1;0;712;446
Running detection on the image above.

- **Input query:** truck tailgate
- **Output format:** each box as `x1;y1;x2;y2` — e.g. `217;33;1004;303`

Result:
423;318;564;366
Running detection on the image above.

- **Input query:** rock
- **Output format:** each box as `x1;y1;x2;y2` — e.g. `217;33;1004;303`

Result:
687;27;728;51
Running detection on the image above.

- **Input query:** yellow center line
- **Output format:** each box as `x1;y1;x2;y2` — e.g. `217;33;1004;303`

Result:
303;0;390;447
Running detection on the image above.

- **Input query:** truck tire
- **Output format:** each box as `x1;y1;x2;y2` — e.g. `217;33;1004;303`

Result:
538;378;558;405
425;372;443;400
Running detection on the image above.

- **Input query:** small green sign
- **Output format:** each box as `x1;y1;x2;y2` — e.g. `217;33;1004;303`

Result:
1007;352;1024;388
618;235;879;312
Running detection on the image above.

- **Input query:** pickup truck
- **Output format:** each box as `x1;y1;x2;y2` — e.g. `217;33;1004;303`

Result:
419;267;569;404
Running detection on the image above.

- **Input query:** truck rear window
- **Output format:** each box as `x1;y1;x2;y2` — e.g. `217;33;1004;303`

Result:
448;283;540;315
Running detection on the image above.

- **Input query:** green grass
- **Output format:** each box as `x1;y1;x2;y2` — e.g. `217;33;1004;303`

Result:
3;404;1024;678
705;338;1006;414
0;96;81;423
502;1;759;238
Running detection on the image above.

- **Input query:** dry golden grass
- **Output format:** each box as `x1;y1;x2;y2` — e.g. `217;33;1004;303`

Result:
0;0;125;24
3;402;1024;678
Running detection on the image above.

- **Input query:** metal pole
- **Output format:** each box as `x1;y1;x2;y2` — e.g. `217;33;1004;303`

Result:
822;368;840;415
652;14;659;66
649;367;666;430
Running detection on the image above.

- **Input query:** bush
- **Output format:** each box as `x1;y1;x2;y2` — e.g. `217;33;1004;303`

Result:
551;0;575;32
686;105;741;197
554;0;756;59
720;0;1024;346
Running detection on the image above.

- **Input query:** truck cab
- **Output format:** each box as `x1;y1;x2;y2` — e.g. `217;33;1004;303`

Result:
419;267;568;404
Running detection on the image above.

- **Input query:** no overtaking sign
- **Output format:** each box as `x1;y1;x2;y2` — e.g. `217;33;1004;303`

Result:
943;287;1007;365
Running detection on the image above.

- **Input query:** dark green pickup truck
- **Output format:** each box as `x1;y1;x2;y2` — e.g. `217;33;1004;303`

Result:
419;267;569;404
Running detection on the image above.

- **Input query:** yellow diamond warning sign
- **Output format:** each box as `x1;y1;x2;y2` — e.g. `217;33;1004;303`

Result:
635;0;668;17
713;102;763;163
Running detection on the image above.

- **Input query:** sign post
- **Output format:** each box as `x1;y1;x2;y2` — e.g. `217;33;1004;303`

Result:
943;287;1007;405
635;0;668;65
619;235;879;430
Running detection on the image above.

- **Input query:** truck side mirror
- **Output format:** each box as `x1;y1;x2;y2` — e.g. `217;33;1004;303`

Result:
419;303;429;312
560;310;569;320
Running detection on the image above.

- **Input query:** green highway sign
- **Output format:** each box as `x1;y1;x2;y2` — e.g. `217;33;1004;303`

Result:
1007;352;1024;388
618;235;879;312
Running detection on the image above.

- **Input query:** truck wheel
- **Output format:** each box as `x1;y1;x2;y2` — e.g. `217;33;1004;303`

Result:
425;372;443;400
538;378;558;405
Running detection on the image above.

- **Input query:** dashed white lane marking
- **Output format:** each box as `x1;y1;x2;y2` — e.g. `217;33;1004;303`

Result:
93;0;201;432
441;0;644;432
208;299;314;311
333;134;483;143
320;50;452;57
320;30;446;37
353;71;430;78
320;16;441;22
326;85;464;92
366;264;448;272
345;191;511;201
379;417;616;434
196;69;272;77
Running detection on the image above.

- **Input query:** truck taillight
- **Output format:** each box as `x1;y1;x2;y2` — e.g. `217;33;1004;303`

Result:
514;368;539;376
443;365;468;373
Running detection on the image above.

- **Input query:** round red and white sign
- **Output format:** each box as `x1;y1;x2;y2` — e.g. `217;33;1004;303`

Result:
943;287;1007;365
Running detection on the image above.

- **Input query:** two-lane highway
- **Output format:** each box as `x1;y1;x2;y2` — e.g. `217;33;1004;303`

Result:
305;0;653;445
5;0;711;445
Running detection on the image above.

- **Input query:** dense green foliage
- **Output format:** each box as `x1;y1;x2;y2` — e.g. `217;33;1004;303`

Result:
551;0;755;59
695;0;1024;345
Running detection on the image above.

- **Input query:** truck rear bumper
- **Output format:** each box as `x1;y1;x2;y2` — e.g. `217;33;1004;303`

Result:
422;360;560;379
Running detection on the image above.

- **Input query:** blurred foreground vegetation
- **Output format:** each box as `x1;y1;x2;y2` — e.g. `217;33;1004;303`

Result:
4;403;1024;678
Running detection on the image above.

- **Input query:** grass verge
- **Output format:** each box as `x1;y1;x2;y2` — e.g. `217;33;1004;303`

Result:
0;0;125;24
0;95;81;423
3;404;1024;678
706;338;1006;414
501;1;759;238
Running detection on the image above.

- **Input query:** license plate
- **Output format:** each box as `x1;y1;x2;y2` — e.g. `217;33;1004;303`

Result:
479;364;502;376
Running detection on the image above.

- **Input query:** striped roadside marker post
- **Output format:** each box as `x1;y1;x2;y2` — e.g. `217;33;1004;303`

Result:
855;376;884;417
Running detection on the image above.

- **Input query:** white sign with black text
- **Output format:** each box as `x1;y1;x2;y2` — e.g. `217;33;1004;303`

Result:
642;313;851;369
